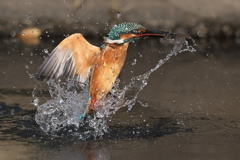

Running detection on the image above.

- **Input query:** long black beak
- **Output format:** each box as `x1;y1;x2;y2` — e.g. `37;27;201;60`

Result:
137;28;191;39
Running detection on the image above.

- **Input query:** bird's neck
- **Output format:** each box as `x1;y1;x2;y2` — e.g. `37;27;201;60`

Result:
103;37;124;44
101;42;129;50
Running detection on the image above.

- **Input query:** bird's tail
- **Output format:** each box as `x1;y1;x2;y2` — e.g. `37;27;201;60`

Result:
87;98;96;114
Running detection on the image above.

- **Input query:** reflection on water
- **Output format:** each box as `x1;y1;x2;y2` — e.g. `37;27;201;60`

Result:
0;37;240;159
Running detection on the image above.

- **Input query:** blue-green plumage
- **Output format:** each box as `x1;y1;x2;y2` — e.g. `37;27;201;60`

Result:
108;22;145;40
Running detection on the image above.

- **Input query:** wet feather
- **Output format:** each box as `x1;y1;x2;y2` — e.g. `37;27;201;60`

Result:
36;33;101;83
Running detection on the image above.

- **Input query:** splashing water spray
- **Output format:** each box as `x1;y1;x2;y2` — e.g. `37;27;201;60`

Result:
33;36;196;139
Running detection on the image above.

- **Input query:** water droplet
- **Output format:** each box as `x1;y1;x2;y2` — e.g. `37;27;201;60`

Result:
117;12;121;19
23;115;31;120
132;59;137;65
10;31;16;37
31;98;39;107
28;73;34;79
30;61;33;64
138;101;148;107
10;109;15;115
26;14;31;19
43;49;49;54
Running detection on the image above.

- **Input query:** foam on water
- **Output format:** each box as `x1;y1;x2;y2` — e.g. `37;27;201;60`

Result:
34;37;196;139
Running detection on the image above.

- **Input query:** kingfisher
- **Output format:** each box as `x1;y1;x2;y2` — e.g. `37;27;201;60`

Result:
36;22;185;119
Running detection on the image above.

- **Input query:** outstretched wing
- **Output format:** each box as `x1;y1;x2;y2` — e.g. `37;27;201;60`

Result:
36;33;101;83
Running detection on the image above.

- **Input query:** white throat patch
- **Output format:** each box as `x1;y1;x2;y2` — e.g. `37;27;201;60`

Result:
104;37;124;44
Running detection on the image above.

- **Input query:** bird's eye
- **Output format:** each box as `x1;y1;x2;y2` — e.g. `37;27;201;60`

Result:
131;29;139;34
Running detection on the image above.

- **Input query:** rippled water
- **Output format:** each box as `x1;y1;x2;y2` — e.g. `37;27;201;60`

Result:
1;37;240;159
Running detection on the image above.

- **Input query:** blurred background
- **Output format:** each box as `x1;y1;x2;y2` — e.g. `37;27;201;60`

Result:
0;0;239;39
0;0;240;160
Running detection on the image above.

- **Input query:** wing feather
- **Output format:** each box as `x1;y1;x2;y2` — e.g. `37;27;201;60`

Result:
36;33;101;83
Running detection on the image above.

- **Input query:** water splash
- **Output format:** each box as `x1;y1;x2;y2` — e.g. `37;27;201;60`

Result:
34;37;195;138
132;59;137;65
35;80;89;133
109;37;196;112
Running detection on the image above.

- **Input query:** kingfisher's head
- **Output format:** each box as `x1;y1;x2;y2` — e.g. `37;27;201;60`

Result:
104;22;171;45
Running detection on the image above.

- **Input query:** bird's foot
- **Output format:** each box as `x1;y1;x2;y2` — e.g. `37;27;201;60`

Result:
78;111;87;120
78;109;96;122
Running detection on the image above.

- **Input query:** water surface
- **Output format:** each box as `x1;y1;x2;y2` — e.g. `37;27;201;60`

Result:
0;37;240;159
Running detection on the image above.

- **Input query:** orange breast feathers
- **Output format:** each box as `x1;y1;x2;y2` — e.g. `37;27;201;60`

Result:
89;43;129;102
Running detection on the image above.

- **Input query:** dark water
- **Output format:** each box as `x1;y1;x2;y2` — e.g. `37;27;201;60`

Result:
0;37;240;160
